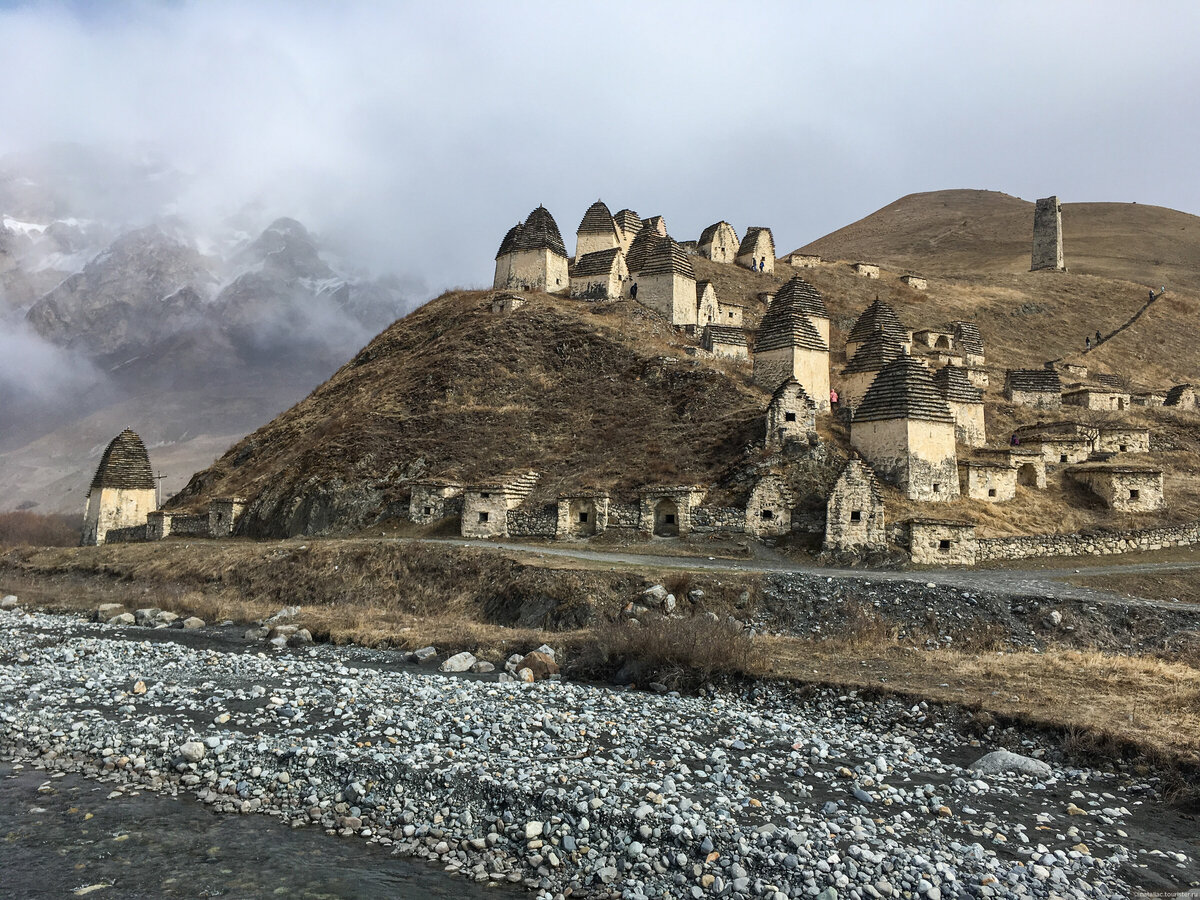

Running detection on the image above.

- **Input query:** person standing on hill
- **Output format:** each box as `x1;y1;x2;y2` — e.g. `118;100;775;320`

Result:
1085;336;1091;349
758;257;765;272
1095;330;1102;344
630;281;638;300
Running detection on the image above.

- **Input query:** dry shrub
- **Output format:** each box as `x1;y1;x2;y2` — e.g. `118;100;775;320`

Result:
662;571;693;598
0;512;80;548
572;615;765;688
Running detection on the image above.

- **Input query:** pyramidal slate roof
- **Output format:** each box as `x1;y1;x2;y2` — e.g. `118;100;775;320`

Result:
577;200;619;236
90;429;155;492
948;320;984;355
837;457;884;503
755;287;829;353
933;364;984;403
496;223;522;258
626;228;665;272
1166;384;1195;405
699;221;737;246
847;298;908;344
773;276;829;320
639;237;696;279
840;330;903;375
643;215;667;236
572;247;625;277
1006;369;1061;392
771;377;815;407
853;357;955;424
703;325;747;347
738;227;774;257
1092;373;1130;389
612;209;642;236
495;206;567;259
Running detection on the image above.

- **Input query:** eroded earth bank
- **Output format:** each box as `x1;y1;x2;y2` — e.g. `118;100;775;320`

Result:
1;605;1197;900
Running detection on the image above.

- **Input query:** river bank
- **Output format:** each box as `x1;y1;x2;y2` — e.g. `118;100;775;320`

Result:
1;605;1196;898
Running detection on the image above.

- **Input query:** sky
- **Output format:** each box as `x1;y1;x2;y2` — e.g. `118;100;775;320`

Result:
1;0;1199;292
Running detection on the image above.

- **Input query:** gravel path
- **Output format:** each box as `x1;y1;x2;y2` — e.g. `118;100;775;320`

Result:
2;605;1196;899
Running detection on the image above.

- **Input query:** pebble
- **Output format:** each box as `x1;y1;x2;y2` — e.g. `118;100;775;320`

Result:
0;608;1191;899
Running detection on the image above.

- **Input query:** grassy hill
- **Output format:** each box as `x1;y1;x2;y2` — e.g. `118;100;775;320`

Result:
794;188;1200;292
170;191;1200;540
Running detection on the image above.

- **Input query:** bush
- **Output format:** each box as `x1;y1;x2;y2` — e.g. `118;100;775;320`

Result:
572;614;765;689
0;511;81;547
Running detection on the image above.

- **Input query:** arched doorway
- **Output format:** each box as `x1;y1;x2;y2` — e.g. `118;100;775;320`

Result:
1017;463;1039;487
653;499;679;536
935;335;950;350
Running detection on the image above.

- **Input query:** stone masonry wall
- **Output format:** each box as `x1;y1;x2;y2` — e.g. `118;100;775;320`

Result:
168;514;210;537
977;521;1200;561
691;507;746;534
506;507;558;537
607;503;640;528
104;524;149;543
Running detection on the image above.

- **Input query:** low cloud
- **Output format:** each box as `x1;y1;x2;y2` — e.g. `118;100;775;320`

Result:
0;1;1197;294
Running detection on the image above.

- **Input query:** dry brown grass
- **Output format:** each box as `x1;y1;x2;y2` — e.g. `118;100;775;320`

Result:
0;512;81;547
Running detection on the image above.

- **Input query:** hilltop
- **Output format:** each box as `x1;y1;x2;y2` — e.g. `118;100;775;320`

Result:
795;188;1200;292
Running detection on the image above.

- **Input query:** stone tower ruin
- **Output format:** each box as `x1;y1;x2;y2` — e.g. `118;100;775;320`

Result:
82;428;157;546
1031;196;1065;272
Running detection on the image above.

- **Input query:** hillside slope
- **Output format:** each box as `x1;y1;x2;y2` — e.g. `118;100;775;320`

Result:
795;189;1200;292
168;292;771;536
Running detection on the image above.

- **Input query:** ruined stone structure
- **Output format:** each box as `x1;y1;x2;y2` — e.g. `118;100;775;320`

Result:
208;498;245;538
639;486;706;536
852;263;880;279
766;378;817;449
1063;385;1130;411
976;520;1200;562
899;274;927;290
1031;196;1066;272
82;429;157;546
786;253;822;268
1165;384;1197;409
745;474;794;538
823;458;886;552
948;322;985;367
717;301;744;327
1095;427;1150;454
570;248;628;301
908;519;977;566
409;479;464;525
975;446;1046;489
1004;369;1062;408
461;471;539;539
960;461;1016;502
838;331;903;409
913;328;954;351
702;325;748;360
845;298;911;359
575;200;622;260
753;279;830;405
1069;465;1163;512
612;209;643;252
698;221;740;264
1131;390;1166;407
933;365;986;447
556;491;609;538
696;280;719;326
643;215;668;238
490;293;526;314
636;238;697;326
1050;361;1088;381
736;227;775;273
493;206;569;294
1032;434;1093;466
850;357;959;502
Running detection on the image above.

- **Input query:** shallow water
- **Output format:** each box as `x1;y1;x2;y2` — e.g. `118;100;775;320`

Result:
0;764;503;899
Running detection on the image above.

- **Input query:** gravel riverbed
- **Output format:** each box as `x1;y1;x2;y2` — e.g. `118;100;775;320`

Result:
1;605;1196;899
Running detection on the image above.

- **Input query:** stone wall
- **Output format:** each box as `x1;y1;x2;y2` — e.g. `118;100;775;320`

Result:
754;346;830;410
690;507;746;534
409;483;463;525
556;496;609;538
852;263;880;279
1070;468;1164;512
851;418;958;502
84;486;157;546
961;464;1016;502
908;521;977;565
607;503;640;529
1008;388;1061;409
168;514;210;537
104;524;149;543
745;475;793;538
506;506;558;537
1096;429;1150;454
824;460;886;552
494;248;569;295
462;490;512;538
976;521;1200;561
637;271;697;326
947;401;986;447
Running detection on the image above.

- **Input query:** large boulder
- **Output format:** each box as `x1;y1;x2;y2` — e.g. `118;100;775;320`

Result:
439;651;477;673
968;749;1051;778
517;650;559;681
